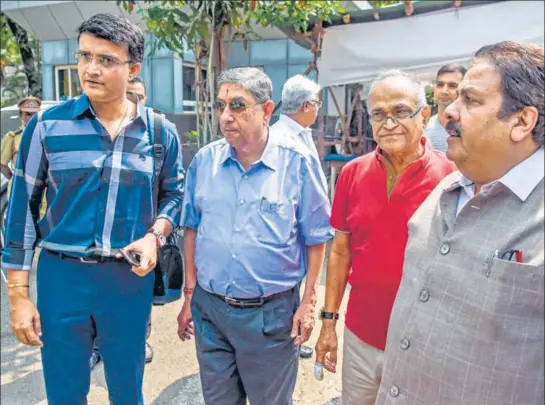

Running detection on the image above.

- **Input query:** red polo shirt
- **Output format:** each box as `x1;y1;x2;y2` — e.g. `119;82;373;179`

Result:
331;137;455;350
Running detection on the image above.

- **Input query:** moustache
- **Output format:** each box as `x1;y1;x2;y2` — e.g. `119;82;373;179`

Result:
445;120;462;138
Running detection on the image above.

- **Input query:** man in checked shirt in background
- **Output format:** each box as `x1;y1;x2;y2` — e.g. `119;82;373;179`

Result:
1;13;184;405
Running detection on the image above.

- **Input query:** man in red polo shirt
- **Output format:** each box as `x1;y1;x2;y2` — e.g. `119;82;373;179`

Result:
314;69;455;405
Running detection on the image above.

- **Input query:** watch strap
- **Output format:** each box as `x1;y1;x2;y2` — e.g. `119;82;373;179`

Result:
147;228;166;247
321;310;340;320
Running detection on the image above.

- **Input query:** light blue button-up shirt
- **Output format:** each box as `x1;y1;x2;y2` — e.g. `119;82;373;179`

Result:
181;131;333;298
424;114;449;152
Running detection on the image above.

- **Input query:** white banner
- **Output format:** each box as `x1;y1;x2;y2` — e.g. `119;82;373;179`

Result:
318;1;545;87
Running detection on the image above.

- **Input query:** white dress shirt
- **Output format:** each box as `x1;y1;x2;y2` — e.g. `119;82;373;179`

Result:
270;114;320;161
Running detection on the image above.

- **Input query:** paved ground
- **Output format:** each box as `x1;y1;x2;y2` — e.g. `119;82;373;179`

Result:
1;252;349;405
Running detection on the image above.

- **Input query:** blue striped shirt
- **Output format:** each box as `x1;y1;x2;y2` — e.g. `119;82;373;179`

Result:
1;94;184;271
181;133;333;298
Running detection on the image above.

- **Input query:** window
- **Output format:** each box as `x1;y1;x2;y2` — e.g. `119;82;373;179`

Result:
183;63;208;113
55;66;81;101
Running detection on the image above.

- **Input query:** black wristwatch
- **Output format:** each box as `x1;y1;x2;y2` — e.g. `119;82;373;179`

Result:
147;228;167;247
320;307;340;320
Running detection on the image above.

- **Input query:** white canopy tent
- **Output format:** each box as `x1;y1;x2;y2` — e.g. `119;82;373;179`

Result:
318;0;545;88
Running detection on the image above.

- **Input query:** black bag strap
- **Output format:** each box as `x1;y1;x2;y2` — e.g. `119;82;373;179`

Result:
152;110;164;220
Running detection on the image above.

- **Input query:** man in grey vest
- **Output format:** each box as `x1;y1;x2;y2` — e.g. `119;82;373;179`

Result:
376;40;544;405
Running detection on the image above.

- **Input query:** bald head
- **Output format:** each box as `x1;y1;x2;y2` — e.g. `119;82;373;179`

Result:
367;69;426;107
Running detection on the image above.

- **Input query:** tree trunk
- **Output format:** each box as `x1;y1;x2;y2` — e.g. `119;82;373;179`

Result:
194;48;202;149
5;15;41;98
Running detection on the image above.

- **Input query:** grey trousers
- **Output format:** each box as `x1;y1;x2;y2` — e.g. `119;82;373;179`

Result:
191;284;300;405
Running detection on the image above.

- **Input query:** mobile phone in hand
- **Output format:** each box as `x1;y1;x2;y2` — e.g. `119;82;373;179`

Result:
120;248;141;267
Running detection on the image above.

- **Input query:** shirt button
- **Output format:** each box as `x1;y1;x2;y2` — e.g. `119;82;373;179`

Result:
419;289;430;302
389;385;400;397
231;254;236;259
234;227;240;232
239;199;245;205
243;175;248;180
400;337;410;350
440;243;450;255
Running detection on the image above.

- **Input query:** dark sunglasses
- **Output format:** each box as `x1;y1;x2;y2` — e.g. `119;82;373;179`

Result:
19;111;36;118
213;99;264;114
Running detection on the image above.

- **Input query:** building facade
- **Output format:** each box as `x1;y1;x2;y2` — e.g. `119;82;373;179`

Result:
3;2;332;129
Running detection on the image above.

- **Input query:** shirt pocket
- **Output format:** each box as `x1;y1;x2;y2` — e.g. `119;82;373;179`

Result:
254;199;296;246
488;258;544;316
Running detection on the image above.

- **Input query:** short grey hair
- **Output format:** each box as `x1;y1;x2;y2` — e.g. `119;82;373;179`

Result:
281;75;322;114
216;67;272;103
367;69;427;106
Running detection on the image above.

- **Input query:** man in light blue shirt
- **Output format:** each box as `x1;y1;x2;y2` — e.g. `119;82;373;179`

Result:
425;64;466;152
177;67;333;405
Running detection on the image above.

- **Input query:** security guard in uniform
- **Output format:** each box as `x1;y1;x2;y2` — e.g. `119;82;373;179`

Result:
1;97;47;219
1;97;41;182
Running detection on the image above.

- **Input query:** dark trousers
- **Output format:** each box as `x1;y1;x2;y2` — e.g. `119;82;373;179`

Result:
37;250;154;405
191;284;300;405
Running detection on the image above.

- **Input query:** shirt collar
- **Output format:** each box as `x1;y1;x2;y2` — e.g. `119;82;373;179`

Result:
219;130;278;171
72;93;148;128
72;93;91;119
278;114;305;135
449;147;544;201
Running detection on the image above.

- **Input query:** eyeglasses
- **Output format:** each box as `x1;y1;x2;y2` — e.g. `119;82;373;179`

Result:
73;51;132;70
19;111;36;118
307;99;322;109
213;99;264;114
370;105;423;125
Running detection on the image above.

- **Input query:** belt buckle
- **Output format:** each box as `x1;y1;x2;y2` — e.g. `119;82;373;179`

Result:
224;296;239;306
79;256;99;264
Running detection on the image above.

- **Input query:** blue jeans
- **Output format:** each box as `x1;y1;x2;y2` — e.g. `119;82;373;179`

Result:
37;250;154;405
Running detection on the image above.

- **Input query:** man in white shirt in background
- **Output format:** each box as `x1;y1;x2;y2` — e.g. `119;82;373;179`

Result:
271;74;327;359
272;75;322;161
425;64;466;152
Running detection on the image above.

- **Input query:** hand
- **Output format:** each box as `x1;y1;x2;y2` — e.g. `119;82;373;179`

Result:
10;295;43;347
315;323;338;373
116;233;157;276
291;298;316;345
177;297;195;341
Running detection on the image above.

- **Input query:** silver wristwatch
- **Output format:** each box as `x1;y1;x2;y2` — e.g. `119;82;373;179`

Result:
147;228;167;247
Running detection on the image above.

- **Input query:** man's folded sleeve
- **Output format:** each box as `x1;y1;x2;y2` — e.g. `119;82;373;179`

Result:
1;116;47;270
297;157;334;246
179;158;201;230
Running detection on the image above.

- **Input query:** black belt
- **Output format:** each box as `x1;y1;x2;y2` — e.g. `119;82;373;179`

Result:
208;287;294;309
47;250;120;264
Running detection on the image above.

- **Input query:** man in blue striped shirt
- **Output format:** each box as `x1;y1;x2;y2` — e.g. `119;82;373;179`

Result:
2;13;184;405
